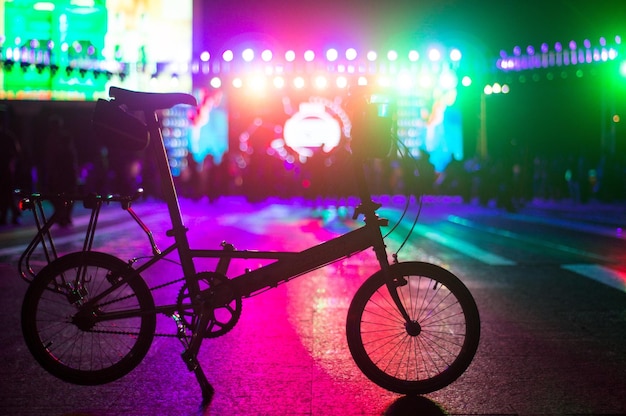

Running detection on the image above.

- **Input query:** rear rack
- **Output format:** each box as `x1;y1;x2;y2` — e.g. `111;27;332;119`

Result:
16;189;159;283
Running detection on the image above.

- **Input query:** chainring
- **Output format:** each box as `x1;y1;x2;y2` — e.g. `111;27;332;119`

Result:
176;271;242;338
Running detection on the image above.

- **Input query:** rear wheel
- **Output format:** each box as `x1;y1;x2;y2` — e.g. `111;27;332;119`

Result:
21;251;156;385
346;262;480;394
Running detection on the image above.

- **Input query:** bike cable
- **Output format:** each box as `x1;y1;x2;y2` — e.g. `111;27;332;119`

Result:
384;137;424;262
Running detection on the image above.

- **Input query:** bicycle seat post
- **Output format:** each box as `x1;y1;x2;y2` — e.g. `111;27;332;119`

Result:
143;108;197;285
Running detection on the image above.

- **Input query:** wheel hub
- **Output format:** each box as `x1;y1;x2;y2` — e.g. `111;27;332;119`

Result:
405;320;422;336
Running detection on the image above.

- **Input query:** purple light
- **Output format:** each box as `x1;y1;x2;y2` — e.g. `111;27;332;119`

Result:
527;45;535;55
261;49;272;62
569;40;576;50
541;43;549;54
555;42;562;52
345;48;357;61
513;46;521;56
584;39;591;48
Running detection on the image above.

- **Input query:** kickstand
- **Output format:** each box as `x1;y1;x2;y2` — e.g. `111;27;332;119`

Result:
196;364;215;406
178;309;216;406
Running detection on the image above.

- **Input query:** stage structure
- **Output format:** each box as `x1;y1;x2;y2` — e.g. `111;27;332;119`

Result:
0;0;192;100
480;35;624;159
187;43;473;185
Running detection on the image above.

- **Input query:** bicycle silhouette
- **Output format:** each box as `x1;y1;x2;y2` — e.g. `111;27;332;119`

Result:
18;86;480;404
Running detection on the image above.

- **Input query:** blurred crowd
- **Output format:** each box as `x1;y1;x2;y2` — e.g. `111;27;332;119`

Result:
171;148;626;212
2;102;625;229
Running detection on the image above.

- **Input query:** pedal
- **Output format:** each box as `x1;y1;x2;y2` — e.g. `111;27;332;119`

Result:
171;313;190;348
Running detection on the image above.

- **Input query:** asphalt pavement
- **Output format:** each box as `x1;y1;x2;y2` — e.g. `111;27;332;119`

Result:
1;195;625;416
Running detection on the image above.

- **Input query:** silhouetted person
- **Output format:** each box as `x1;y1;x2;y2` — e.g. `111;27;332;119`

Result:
0;123;21;225
45;115;78;227
414;150;436;196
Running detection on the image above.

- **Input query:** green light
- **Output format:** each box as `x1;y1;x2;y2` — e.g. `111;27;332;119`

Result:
33;2;55;11
620;61;626;77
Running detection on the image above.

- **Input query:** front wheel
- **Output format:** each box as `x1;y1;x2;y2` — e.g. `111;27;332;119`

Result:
21;251;156;385
346;262;480;395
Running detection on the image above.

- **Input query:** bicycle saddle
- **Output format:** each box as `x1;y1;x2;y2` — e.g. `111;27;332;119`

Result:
109;86;197;111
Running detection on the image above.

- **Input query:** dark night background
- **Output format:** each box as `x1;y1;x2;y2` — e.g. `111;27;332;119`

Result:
195;0;626;187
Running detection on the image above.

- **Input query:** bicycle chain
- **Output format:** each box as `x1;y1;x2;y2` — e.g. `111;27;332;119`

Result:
86;328;182;338
86;275;189;338
95;275;186;308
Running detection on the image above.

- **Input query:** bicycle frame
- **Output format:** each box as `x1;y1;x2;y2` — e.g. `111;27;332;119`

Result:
21;87;414;402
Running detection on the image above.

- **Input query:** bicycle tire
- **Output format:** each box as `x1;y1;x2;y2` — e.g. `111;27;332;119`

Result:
21;251;156;385
346;261;480;395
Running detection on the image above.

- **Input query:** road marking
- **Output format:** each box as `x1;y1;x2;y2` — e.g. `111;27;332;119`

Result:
447;215;611;262
562;264;626;293
412;224;516;266
506;213;626;240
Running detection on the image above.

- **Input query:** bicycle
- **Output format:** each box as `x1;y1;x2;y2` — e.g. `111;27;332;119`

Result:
18;86;480;404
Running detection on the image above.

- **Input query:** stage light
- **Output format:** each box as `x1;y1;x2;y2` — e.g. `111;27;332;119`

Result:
273;76;285;89
346;48;357;61
232;77;243;88
620;61;626;77
387;50;398;61
304;50;315;62
427;48;441;61
483;84;493;95
200;51;210;62
293;76;305;89
326;48;338;61
357;76;368;86
223;50;234;62
367;51;377;61
418;73;433;88
249;75;266;92
492;82;502;93
461;76;472;87
336;76;348;88
210;77;221;88
285;50;296;62
377;75;391;87
439;72;457;89
408;50;419;62
397;72;414;89
314;75;328;89
33;2;55;11
242;48;254;62
261;49;273;62
449;48;462;61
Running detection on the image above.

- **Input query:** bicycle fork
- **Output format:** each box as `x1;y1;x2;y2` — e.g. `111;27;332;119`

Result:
373;241;413;324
